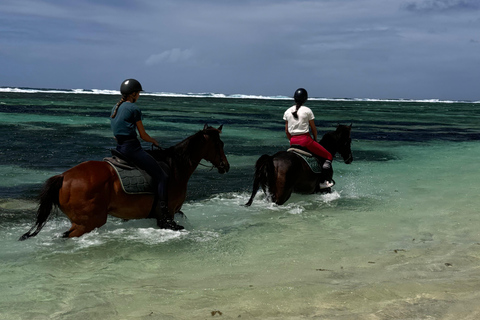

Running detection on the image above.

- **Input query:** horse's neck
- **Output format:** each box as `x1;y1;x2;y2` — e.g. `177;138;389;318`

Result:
170;135;204;177
319;132;337;156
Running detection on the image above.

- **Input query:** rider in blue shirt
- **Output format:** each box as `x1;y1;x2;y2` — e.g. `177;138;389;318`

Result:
110;79;182;230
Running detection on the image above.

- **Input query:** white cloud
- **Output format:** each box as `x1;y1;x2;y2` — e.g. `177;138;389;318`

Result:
145;48;194;66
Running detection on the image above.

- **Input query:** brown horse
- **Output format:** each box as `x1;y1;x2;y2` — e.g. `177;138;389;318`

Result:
20;125;230;240
245;124;353;206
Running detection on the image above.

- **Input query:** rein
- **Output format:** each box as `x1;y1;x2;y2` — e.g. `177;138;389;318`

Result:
148;125;228;173
197;161;216;171
151;142;217;171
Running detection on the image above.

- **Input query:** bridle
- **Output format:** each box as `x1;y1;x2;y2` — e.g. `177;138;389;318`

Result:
198;161;216;171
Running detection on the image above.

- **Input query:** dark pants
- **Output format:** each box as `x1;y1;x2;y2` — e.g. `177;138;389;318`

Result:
116;138;168;202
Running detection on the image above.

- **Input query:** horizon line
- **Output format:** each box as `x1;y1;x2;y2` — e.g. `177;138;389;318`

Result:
0;86;477;104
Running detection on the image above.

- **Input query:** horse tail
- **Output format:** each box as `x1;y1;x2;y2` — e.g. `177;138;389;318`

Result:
19;175;64;241
245;154;275;206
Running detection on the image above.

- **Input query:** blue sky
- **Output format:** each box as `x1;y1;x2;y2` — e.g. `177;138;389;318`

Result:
1;0;479;100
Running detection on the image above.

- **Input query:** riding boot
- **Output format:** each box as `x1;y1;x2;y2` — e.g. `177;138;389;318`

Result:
323;159;332;172
319;180;335;189
319;160;335;189
156;201;184;231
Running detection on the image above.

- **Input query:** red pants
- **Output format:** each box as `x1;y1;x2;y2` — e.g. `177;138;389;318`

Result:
290;133;333;161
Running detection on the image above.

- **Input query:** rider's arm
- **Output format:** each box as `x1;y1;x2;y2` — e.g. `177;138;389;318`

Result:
285;121;292;140
136;120;159;147
309;120;318;141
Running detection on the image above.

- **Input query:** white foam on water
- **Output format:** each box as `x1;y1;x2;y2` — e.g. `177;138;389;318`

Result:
2;86;477;103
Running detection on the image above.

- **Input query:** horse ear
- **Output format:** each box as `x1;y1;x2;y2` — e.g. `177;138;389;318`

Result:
203;124;209;131
218;125;223;132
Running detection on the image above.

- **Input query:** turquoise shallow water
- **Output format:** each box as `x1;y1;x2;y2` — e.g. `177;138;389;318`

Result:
1;91;480;319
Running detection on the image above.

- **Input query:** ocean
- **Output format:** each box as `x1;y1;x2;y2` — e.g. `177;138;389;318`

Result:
1;88;480;319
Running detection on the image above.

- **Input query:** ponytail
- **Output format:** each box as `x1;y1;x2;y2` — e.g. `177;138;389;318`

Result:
292;105;301;120
110;96;127;119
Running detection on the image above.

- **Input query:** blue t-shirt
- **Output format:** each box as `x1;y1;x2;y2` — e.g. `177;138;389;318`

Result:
110;102;143;137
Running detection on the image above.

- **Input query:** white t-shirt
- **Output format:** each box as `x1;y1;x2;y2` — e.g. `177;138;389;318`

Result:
283;105;315;135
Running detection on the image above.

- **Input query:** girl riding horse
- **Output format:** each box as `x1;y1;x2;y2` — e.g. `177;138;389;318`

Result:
110;79;174;229
283;88;334;190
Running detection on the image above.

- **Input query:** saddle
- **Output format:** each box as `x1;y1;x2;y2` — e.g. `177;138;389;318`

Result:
287;145;323;173
104;149;168;195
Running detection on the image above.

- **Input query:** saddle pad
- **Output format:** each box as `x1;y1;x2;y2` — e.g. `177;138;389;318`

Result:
104;158;155;195
287;149;322;173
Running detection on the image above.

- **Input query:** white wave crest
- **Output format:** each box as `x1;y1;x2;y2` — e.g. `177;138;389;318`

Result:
1;87;475;103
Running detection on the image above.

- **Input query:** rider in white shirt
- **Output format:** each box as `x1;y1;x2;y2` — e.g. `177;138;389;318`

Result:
283;88;334;189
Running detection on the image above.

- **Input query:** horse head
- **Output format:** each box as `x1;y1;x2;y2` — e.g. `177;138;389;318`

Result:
201;124;230;174
335;124;353;164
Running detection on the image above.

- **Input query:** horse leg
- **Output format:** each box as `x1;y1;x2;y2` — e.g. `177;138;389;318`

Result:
275;189;293;205
60;198;110;238
62;224;88;238
63;211;109;238
273;175;293;205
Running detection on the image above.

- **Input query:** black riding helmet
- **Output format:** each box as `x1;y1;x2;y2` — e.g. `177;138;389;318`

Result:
294;88;308;104
120;79;143;96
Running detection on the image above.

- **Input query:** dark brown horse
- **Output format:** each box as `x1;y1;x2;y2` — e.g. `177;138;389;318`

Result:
20;125;229;240
246;124;353;206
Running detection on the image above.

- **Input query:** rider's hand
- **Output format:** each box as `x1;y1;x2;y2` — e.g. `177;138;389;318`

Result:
152;139;160;148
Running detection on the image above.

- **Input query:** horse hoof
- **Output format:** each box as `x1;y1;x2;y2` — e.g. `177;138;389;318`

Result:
158;219;184;231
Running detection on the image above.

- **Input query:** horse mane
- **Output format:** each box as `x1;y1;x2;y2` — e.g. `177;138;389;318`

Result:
334;124;352;141
147;126;220;166
172;130;205;164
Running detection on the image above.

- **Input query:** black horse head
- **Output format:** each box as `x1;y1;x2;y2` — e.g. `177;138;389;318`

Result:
320;124;353;164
